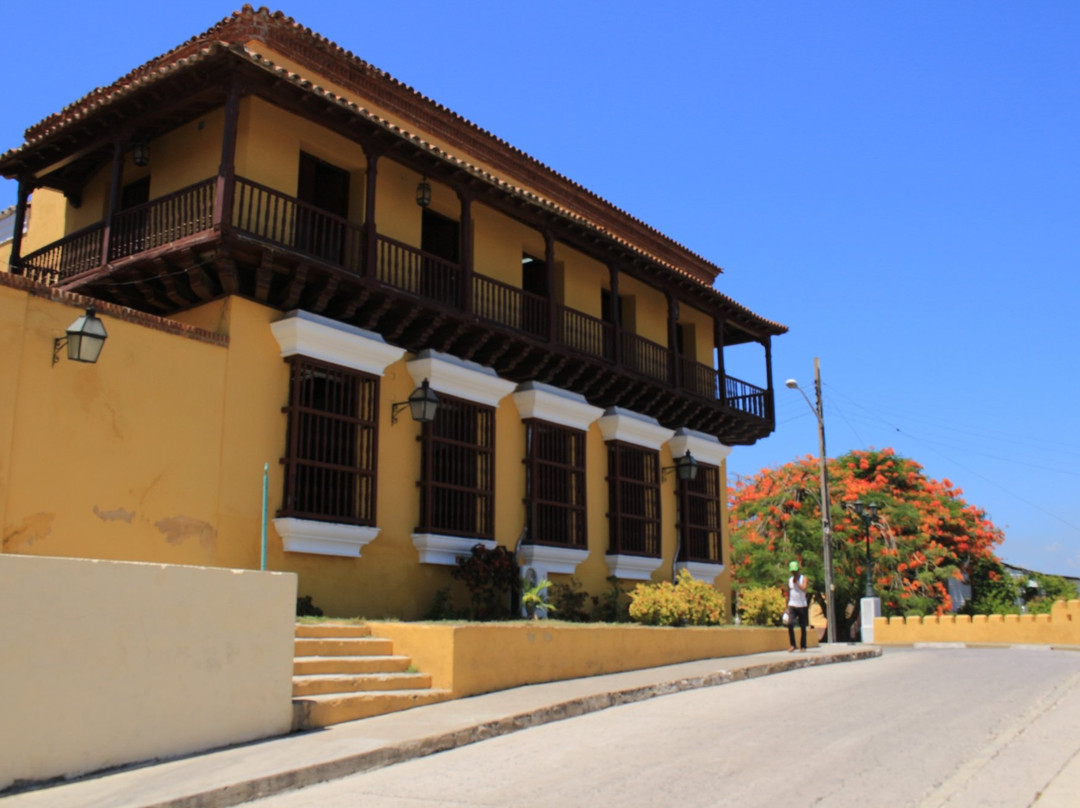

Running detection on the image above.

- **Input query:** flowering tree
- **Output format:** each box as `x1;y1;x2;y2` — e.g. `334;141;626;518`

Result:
729;448;1005;639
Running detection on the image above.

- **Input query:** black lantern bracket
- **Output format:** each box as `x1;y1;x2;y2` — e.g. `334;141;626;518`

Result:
392;378;439;425
53;306;108;367
662;450;699;483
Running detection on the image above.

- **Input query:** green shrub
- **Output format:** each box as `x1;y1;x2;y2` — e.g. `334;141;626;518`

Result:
737;586;785;626
451;543;520;620
296;595;323;617
592;575;630;623
549;577;591;622
628;570;727;627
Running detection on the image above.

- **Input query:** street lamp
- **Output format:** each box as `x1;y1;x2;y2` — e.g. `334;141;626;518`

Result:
850;500;880;598
785;357;836;644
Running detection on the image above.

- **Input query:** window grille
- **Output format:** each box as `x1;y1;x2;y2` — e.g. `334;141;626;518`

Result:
418;394;494;538
524;420;587;547
279;357;378;525
606;441;661;556
679;463;722;563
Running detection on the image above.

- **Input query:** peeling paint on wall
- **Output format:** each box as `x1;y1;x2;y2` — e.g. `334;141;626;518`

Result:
155;516;216;552
3;512;55;551
93;505;135;523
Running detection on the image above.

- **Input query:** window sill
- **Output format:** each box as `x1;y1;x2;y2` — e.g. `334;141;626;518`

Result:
519;543;589;576
605;553;663;581
412;533;496;566
274;517;380;558
676;560;725;582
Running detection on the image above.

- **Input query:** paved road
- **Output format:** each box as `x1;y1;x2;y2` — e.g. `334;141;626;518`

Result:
248;647;1080;807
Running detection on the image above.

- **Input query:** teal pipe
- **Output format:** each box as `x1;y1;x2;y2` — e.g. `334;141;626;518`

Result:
260;462;269;571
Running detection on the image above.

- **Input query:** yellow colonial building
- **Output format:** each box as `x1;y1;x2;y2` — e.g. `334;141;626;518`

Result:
0;6;785;618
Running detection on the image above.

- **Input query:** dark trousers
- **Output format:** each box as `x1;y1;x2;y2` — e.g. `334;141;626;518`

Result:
787;606;808;649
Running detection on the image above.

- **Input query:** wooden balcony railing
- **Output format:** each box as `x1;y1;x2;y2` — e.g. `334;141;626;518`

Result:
558;307;614;362
375;235;460;308
473;274;549;340
233;178;364;272
16;173;771;425
109;179;216;261
21;222;105;284
622;331;672;385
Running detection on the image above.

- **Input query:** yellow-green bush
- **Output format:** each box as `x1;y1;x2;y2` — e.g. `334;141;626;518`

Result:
628;570;727;627
737;586;786;626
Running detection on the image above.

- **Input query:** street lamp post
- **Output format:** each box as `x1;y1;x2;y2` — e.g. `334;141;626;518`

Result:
850;500;879;598
785;357;836;645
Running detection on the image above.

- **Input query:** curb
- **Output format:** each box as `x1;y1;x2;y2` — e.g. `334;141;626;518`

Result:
149;648;881;808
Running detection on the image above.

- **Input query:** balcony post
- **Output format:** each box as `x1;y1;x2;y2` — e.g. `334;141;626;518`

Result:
7;178;31;274
608;264;621;366
764;336;775;423
362;147;381;278
214;81;241;233
714;318;726;402
667;292;680;388
544;230;556;342
457;188;473;314
100;139;124;266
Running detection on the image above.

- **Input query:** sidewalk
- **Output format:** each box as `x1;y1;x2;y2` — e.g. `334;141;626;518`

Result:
1;646;879;808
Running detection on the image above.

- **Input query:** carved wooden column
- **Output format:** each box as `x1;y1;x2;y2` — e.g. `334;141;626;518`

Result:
100;139;124;267
7;178;30;273
544;230;556;342
362;146;381;278
214;81;242;234
608;264;621;366
763;336;775;423
713;318;727;403
457;188;473;314
667;291;680;389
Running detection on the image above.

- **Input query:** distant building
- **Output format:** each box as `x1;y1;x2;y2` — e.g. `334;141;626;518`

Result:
0;7;786;617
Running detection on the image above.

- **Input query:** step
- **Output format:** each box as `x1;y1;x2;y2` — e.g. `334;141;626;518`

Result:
292;671;433;697
293;654;413;676
294;637;394;657
295;622;371;639
292;688;453;730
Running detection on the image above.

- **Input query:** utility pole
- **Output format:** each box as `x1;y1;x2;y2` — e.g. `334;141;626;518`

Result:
814;358;837;645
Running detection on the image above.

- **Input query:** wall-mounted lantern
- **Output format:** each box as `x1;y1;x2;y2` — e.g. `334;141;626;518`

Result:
132;139;150;168
391;378;439;425
53;306;108;366
663;450;699;483
415;176;432;208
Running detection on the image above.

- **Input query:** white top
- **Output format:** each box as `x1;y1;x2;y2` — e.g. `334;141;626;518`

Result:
788;575;808;608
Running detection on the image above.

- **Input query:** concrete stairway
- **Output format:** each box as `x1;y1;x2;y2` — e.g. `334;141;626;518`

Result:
292;623;451;730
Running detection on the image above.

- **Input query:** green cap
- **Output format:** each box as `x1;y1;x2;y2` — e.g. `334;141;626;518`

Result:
789;561;799;572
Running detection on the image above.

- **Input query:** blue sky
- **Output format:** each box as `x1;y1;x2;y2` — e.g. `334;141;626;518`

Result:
3;2;1077;574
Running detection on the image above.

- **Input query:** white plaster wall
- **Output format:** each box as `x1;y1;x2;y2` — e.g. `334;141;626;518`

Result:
0;555;296;791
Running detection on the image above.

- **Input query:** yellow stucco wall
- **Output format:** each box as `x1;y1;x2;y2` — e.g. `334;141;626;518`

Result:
368;620;807;698
873;599;1080;645
0;554;295;790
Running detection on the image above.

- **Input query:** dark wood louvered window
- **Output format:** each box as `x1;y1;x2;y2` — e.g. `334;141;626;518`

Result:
606;441;661;556
419;395;494;538
279;357;378;525
679;463;722;563
525;420;586;547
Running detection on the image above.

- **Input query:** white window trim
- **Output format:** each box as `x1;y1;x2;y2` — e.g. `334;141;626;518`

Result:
675;560;725;583
270;310;406;375
274;518;380;558
512;381;603;431
518;543;589;576
412;533;497;567
605;553;664;581
407;349;516;407
668;427;732;467
597;407;674;450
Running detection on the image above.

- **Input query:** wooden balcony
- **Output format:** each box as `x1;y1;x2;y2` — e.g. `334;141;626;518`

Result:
16;175;774;444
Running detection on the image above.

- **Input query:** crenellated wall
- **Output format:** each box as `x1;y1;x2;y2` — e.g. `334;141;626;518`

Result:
874;599;1080;645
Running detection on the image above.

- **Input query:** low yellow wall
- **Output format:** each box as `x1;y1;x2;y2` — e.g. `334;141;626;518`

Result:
367;621;813;698
874;599;1080;645
0;555;297;791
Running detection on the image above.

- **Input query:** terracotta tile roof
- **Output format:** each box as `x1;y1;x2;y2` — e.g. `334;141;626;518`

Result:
2;6;787;336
